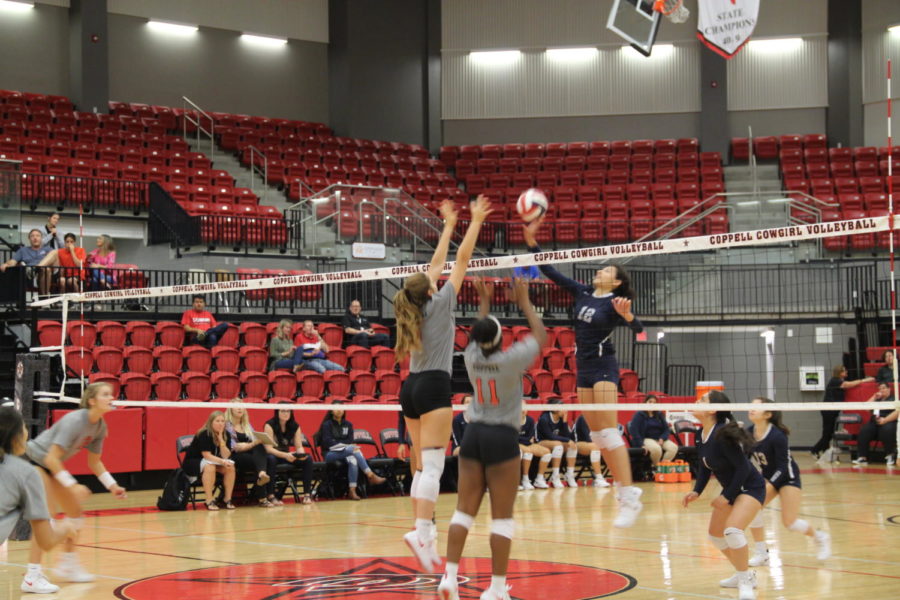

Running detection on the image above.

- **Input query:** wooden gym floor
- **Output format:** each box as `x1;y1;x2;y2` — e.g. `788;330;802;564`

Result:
1;456;898;599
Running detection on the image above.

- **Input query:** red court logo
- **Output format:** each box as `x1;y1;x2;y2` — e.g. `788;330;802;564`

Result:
115;557;636;599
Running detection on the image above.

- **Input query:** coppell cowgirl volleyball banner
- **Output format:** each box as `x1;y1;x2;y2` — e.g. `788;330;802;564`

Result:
696;0;760;59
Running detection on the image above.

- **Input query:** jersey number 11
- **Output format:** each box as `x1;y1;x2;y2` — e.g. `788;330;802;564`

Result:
476;378;499;405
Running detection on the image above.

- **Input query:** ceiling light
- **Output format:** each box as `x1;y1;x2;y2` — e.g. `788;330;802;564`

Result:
469;50;521;65
546;47;598;62
0;0;34;12
241;33;288;47
748;37;802;52
622;43;673;59
147;20;199;35
889;24;900;35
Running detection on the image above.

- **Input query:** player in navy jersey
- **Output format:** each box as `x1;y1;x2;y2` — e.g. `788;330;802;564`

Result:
450;396;472;456
394;197;492;572
518;405;552;489
438;276;546;600
536;400;580;487
682;391;764;600
740;398;831;571
572;414;611;487
525;218;644;524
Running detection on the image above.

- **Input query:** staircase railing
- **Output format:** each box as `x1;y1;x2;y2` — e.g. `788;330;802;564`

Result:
245;145;269;203
182;96;215;159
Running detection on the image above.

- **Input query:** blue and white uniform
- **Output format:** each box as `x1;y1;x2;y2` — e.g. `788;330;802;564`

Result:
749;424;801;490
693;423;766;505
527;249;644;387
536;412;573;443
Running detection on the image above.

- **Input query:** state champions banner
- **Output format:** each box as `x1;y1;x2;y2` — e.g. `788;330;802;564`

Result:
697;0;760;59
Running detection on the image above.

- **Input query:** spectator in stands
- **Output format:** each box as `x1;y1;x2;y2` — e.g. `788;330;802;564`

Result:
224;400;276;507
875;350;895;384
573;414;611;487
42;213;63;250
294;320;345;373
810;365;874;460
0;229;53;294
519;404;552;489
36;233;86;293
450;396;472;456
318;400;386;500
536;398;579;488
87;235;117;291
264;403;314;505
269;319;298;371
852;382;898;466
342;299;390;348
183;410;237;510
628;395;678;466
182;295;230;348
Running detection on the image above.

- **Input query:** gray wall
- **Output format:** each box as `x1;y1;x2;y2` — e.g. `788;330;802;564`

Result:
107;14;328;122
0;3;69;96
647;324;856;447
727;108;828;139
443;112;701;146
328;0;433;145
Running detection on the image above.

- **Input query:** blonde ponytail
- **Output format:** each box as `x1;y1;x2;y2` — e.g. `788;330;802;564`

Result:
393;273;431;363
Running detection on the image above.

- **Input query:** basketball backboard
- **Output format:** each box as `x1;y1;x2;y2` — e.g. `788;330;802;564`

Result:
606;0;662;57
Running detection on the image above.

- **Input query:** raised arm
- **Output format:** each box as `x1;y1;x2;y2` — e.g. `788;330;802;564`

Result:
474;276;494;318
446;195;492;293
523;216;590;296
511;277;547;348
426;200;460;284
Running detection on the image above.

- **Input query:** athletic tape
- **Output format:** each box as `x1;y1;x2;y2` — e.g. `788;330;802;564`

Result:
29;216;894;306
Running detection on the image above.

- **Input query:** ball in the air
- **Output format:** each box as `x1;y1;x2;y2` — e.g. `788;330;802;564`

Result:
516;188;549;222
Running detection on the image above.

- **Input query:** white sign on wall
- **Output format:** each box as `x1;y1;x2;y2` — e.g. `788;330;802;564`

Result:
799;366;825;391
696;0;760;59
351;242;386;260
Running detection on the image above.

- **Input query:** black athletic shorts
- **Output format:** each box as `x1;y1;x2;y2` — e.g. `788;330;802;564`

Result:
576;354;620;388
772;474;802;491
400;370;452;419
736;480;767;505
459;422;521;466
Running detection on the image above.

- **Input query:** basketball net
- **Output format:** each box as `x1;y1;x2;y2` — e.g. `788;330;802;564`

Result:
654;0;690;24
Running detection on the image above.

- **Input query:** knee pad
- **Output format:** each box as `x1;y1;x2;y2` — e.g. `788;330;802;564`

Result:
539;453;552;464
596;428;625;450
416;448;445;502
724;527;747;549
708;534;728;550
551;445;563;458
787;519;810;534
750;512;765;529
450;510;475;531
590;450;601;463
490;518;515;540
522;452;533;461
410;470;422;498
566;448;578;459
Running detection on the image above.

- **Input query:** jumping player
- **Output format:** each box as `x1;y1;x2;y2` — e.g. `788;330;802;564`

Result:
737;397;831;572
395;196;492;571
682;391;764;600
23;382;127;593
438;276;546;600
525;218;644;525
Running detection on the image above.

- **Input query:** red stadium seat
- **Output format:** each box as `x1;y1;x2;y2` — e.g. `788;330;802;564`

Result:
212;346;240;372
181;372;212;400
268;371;298;398
121;373;151;401
350;370;377;396
67;320;96;347
371;346;395;371
96;321;126;347
376;370;402;396
65;347;93;377
347;345;373;371
529;369;554;394
36;321;62;348
298;371;325;397
151;372;182;401
155;321;185;348
240;346;268;372
149;345;180;374
324;371;351;396
240;371;269;399
183;346;212;372
211;371;240;398
553;369;577;394
92;346;124;374
239;322;268;347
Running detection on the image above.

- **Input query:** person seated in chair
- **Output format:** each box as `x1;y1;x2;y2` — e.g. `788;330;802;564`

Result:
264;402;314;504
0;229;52;294
852;382;898;466
224;400;277;507
294;320;346;373
319;400;386;500
629;395;678;467
181;295;230;348
183;411;237;510
36;233;87;294
536;398;579;488
450;395;472;457
342;299;390;348
518;403;552;489
572;414;611;487
876;350;896;385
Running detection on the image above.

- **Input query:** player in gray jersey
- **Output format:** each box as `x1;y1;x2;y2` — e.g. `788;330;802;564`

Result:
22;382;127;593
395;196;492;573
438;277;546;600
0;407;77;594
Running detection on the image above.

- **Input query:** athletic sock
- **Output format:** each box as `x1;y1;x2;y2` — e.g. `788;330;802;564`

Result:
551;467;560;478
444;561;458;580
755;541;767;553
415;518;433;542
490;574;507;594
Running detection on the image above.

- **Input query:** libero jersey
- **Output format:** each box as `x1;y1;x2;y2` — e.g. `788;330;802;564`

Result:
464;337;540;431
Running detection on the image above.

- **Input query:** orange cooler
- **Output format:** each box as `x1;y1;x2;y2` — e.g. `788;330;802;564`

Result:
695;381;725;401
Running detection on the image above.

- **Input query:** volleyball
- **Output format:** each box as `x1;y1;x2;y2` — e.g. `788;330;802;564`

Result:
516;188;549;222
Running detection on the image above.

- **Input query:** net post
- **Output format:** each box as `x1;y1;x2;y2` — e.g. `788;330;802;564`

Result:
887;59;899;454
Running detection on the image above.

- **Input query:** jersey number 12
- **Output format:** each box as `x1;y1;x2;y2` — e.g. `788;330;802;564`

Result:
476;378;499;405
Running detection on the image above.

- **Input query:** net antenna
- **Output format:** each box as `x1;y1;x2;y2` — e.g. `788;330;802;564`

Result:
654;0;691;24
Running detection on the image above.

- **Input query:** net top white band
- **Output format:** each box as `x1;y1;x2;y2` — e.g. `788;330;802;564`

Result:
28;216;893;306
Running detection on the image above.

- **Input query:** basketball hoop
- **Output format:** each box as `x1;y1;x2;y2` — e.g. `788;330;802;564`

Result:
654;0;690;24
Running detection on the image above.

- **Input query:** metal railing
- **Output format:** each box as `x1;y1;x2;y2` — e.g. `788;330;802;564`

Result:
245;145;268;203
182;96;215;159
19;173;150;214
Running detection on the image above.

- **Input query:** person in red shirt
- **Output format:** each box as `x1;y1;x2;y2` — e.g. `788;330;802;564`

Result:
181;295;230;348
290;320;345;373
36;233;86;294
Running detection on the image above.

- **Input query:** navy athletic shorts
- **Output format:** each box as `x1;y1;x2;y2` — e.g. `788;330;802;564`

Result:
736;480;767;505
400;370;452;419
576;354;620;388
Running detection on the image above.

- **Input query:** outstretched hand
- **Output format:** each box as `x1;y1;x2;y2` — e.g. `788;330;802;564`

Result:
438;199;458;225
682;491;699;508
611;297;633;319
470;195;493;222
522;215;545;247
474;276;494;302
510;277;531;308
